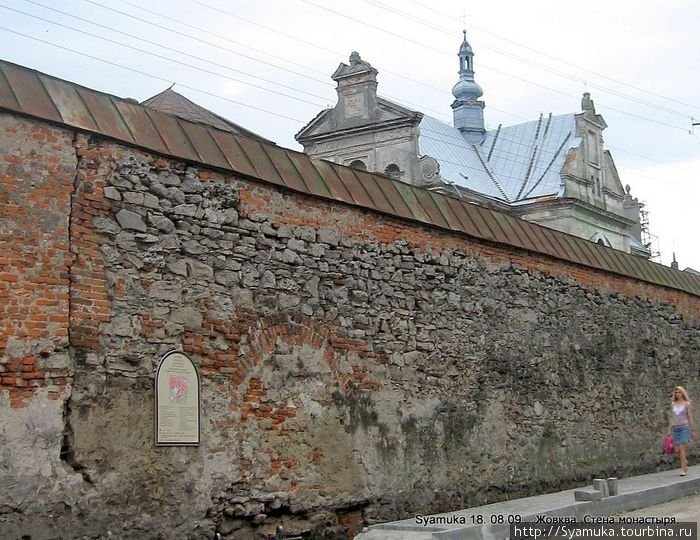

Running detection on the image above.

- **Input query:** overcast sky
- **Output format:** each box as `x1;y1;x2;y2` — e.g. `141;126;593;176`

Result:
1;0;698;270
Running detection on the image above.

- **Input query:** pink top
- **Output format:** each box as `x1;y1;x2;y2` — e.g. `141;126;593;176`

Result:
671;402;690;427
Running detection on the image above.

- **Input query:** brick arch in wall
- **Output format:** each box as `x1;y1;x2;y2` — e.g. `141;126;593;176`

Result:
233;315;356;418
226;314;376;497
181;309;382;421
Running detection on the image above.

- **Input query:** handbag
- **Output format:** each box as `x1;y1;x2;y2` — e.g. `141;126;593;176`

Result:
663;434;675;454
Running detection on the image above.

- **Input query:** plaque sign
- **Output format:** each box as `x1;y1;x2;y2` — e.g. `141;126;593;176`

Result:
344;93;365;118
155;351;200;446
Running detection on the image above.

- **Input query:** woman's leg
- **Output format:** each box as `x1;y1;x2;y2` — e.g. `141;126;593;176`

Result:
679;444;687;472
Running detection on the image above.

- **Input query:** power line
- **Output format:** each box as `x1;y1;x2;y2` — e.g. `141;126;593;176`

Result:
18;1;331;103
402;0;700;112
76;0;331;86
607;145;698;176
2;26;695;213
1;4;328;107
0;26;308;124
113;0;332;79
64;0;456;122
3;2;695;178
183;0;470;97
360;0;695;120
300;0;691;133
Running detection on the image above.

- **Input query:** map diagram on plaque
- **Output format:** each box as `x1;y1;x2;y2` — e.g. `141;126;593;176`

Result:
169;375;188;404
155;351;200;445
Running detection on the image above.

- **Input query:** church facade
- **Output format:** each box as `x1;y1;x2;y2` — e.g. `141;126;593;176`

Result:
296;34;650;258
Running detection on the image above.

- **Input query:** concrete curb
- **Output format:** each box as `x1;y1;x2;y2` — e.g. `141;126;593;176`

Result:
355;466;700;540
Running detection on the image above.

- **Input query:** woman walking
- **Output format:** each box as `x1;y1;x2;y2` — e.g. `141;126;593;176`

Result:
668;386;697;476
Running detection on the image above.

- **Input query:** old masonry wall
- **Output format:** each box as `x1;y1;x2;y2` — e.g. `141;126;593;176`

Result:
1;112;699;539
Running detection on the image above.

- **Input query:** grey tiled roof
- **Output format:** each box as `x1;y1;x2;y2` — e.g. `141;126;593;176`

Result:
418;113;579;203
142;88;273;143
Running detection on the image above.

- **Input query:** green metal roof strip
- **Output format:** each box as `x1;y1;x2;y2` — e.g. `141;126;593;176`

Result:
668;266;693;291
651;260;676;287
491;211;529;252
674;269;697;292
589;242;620;273
1;62;61;123
560;233;592;267
333;166;376;209
473;206;511;245
535;226;571;260
209;131;258;180
114;100;168;155
507;218;542;254
375;178;416;221
557;234;590;267
450;200;486;238
411;186;451;229
426;191;460;230
523;223;559;259
590;240;620;271
1;59;698;297
353;170;399;216
177;120;231;170
0;67;20;111
659;263;686;291
310;160;355;204
235;136;285;187
549;229;583;263
143;111;199;163
428;191;466;232
393;181;432;224
40;76;98;132
262;144;311;194
637;256;664;285
630;253;650;280
577;239;611;271
639;256;665;286
641;258;665;286
286;153;333;200
76;88;135;143
607;249;641;281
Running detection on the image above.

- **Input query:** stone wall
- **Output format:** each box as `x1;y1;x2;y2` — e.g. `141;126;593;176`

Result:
1;113;699;539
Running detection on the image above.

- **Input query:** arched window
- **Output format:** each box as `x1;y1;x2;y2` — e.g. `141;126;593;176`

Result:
384;163;401;179
349;159;367;171
590;233;612;248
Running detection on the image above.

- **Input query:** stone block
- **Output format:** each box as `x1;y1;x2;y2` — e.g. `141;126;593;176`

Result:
607;478;619;496
116;209;147;232
574;490;602;502
592;479;609;497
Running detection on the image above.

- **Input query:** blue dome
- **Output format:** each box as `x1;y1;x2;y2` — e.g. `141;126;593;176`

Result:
452;78;483;101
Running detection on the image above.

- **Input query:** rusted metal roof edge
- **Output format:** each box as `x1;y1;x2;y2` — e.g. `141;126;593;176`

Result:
1;69;698;298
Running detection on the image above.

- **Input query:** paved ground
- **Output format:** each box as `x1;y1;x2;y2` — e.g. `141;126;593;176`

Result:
620;492;700;522
354;465;700;539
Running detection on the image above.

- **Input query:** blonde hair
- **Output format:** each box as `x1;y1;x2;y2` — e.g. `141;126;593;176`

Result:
672;386;690;402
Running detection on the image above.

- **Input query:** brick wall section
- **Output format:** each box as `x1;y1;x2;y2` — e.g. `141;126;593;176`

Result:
1;115;699;539
68;133;113;354
0;114;76;406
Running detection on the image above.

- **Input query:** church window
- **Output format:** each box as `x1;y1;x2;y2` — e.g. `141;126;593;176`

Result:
349;159;367;171
384;163;401;179
587;130;599;166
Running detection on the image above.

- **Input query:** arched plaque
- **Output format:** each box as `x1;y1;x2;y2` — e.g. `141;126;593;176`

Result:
155;351;200;446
